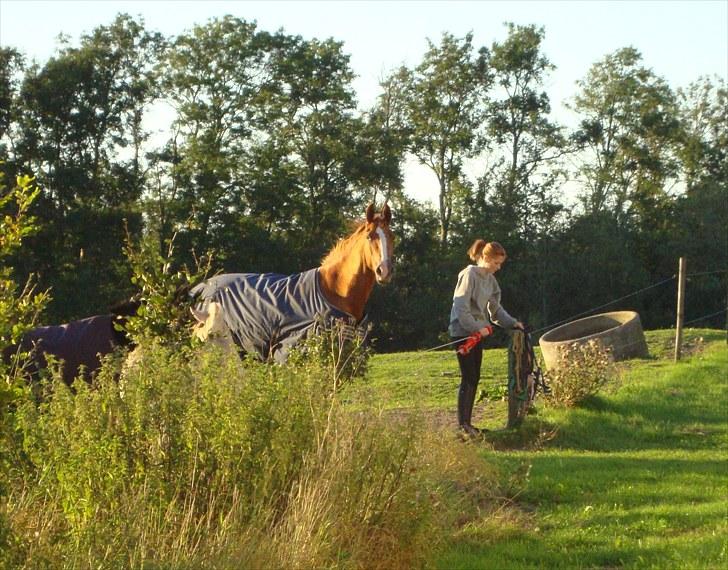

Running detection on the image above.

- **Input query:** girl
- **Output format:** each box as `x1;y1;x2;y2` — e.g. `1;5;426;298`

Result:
449;240;523;436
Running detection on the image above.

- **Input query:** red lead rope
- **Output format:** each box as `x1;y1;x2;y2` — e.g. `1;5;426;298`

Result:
456;325;494;356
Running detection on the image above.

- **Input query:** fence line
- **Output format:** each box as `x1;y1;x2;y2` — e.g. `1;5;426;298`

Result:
684;309;727;327
419;266;724;353
531;275;677;336
686;269;728;277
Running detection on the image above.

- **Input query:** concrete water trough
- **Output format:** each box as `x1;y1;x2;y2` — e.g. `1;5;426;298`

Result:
539;310;649;370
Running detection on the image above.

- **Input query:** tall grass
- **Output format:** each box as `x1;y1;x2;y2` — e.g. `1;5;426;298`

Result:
2;335;505;569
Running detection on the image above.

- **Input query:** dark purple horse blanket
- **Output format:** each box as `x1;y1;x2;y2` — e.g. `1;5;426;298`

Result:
190;268;364;363
6;314;120;385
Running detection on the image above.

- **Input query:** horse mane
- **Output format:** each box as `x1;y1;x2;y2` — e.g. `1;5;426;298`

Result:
320;219;369;266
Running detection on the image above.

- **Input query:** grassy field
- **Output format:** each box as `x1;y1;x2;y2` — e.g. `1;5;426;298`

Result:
4;328;724;568
345;328;728;569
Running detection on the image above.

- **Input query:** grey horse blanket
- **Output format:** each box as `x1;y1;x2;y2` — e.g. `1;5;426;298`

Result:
190;268;364;363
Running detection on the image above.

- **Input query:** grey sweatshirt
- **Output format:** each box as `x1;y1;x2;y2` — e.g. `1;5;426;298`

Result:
448;265;517;337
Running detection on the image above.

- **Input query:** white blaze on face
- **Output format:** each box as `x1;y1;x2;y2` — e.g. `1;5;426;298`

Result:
374;226;392;281
375;227;390;264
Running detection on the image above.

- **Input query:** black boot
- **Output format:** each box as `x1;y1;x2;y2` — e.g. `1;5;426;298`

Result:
459;423;482;437
458;383;481;436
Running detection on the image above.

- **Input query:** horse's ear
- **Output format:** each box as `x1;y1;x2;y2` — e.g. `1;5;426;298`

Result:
366;203;376;223
381;201;392;224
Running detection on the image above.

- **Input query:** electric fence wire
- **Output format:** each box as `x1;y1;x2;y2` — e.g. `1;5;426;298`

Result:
419;299;728;352
531;275;677;336
686;269;728;277
420;271;724;353
684;308;727;327
422;275;679;353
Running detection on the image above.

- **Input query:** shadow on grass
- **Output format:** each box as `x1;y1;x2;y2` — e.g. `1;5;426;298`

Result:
437;342;727;569
439;513;725;570
438;451;726;569
544;348;727;453
521;454;725;505
483;416;560;452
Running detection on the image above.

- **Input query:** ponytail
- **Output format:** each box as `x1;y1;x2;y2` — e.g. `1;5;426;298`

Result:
467;239;506;262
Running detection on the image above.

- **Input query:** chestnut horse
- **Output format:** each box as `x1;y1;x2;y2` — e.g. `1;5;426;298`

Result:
190;202;394;363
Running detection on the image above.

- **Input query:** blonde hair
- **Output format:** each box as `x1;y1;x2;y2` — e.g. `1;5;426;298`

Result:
467;239;507;262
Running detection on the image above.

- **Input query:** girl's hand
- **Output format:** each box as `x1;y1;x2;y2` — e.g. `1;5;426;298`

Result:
513;321;525;330
478;325;494;337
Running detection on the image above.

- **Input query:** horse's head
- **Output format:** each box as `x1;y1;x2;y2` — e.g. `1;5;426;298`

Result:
364;202;394;284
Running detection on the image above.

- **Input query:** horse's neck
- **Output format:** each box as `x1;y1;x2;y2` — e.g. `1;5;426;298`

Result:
319;241;374;321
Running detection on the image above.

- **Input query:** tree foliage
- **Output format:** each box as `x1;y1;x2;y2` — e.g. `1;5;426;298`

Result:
476;23;566;241
8;14;163;321
0;15;723;352
570;47;682;224
393;32;491;244
0;173;49;350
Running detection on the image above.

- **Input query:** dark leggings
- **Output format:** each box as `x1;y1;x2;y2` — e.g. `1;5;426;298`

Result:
455;338;484;427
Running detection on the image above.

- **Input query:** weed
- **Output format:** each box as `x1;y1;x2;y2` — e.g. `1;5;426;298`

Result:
0;170;50;562
543;339;616;407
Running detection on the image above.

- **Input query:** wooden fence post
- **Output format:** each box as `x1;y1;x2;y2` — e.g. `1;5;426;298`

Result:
674;257;686;362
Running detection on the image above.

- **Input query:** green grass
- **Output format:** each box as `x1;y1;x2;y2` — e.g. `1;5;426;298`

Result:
343;332;511;412
352;328;728;569
6;329;723;568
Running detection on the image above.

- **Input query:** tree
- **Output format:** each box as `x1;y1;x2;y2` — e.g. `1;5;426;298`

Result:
670;76;728;328
83;14;167;199
17;14;163;209
570;48;681;225
0;48;24;149
161;20;389;272
676;75;727;191
257;33;368;265
473;24;566;242
452;24;568;328
10;14;163;321
0;48;25;197
397;32;491;244
159;15;268;263
363;68;414;201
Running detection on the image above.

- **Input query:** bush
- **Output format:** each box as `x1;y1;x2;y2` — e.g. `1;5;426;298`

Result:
288;317;372;393
0;172;49;391
4;334;462;568
543;340;615;407
0;171;49;565
122;226;213;347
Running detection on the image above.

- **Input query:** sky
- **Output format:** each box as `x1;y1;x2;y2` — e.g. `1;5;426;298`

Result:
1;0;726;203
